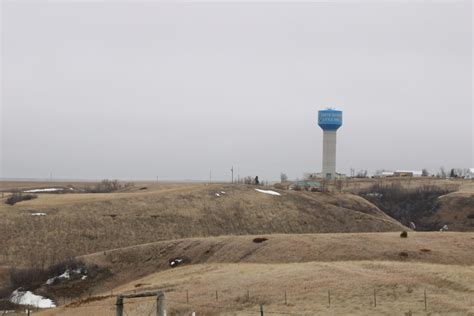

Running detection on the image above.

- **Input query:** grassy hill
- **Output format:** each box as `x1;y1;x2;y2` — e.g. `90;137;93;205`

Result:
355;178;474;231
425;189;474;231
37;232;474;316
0;183;405;267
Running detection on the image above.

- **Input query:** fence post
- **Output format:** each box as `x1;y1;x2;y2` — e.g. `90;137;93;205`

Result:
374;289;377;307
216;290;218;301
260;304;264;316
328;290;331;307
424;289;427;310
157;293;165;316
116;295;124;316
186;290;189;304
284;290;287;305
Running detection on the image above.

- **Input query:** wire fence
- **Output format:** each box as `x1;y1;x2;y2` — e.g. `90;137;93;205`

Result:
31;286;473;316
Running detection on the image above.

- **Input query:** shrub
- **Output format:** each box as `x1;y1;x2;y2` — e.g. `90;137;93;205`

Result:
8;259;85;291
5;193;37;205
1;258;111;303
82;180;133;193
359;183;455;231
400;231;408;238
253;237;268;243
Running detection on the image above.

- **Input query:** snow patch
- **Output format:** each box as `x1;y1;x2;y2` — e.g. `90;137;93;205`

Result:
255;189;281;196
215;193;220;197
23;188;73;193
46;268;86;285
9;289;56;308
23;188;63;193
31;213;47;216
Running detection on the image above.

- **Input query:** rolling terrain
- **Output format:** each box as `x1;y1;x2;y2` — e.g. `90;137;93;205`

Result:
37;232;474;315
0;183;405;267
1;179;473;315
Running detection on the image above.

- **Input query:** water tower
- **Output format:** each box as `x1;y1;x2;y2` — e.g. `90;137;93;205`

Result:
318;108;343;179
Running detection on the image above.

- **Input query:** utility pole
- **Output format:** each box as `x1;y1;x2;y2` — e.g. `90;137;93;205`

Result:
231;166;234;183
209;170;212;184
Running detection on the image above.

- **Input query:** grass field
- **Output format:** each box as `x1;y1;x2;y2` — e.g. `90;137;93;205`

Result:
36;232;474;315
0;182;405;267
1;179;473;315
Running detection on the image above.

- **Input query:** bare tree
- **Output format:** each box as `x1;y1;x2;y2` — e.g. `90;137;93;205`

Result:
280;173;288;182
438;167;447;179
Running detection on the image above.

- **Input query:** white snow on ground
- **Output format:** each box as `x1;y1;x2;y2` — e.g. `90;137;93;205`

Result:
220;191;226;194
215;193;220;197
23;188;64;193
255;189;281;196
31;213;47;216
46;268;85;285
9;289;56;308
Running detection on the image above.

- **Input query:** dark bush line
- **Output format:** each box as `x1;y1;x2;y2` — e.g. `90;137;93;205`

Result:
8;258;85;292
1;258;112;309
360;183;455;231
5;193;38;205
81;179;133;193
1;258;111;304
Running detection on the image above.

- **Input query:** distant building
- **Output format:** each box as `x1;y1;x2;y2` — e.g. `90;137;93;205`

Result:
466;168;474;179
304;172;346;179
394;170;423;177
290;180;322;191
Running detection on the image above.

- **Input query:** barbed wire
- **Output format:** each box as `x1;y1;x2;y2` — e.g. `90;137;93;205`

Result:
43;286;472;315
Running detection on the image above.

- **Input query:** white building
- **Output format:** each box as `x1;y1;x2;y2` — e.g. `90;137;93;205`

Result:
466;168;474;179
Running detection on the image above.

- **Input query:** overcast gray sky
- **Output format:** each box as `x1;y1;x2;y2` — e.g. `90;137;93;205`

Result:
1;1;472;181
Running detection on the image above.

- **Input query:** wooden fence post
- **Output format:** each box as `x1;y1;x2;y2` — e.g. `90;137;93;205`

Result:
260;304;264;316
424;289;427;310
374;289;377;307
116;291;164;316
116;295;124;316
328;290;331;307
157;293;165;316
284;290;287;305
186;290;189;304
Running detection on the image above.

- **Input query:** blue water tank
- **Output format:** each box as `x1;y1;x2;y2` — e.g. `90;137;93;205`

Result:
318;109;343;131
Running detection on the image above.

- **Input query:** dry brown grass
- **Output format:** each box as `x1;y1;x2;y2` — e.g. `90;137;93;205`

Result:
73;232;474;297
341;177;469;194
0;183;405;267
427;190;474;231
37;260;474;316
